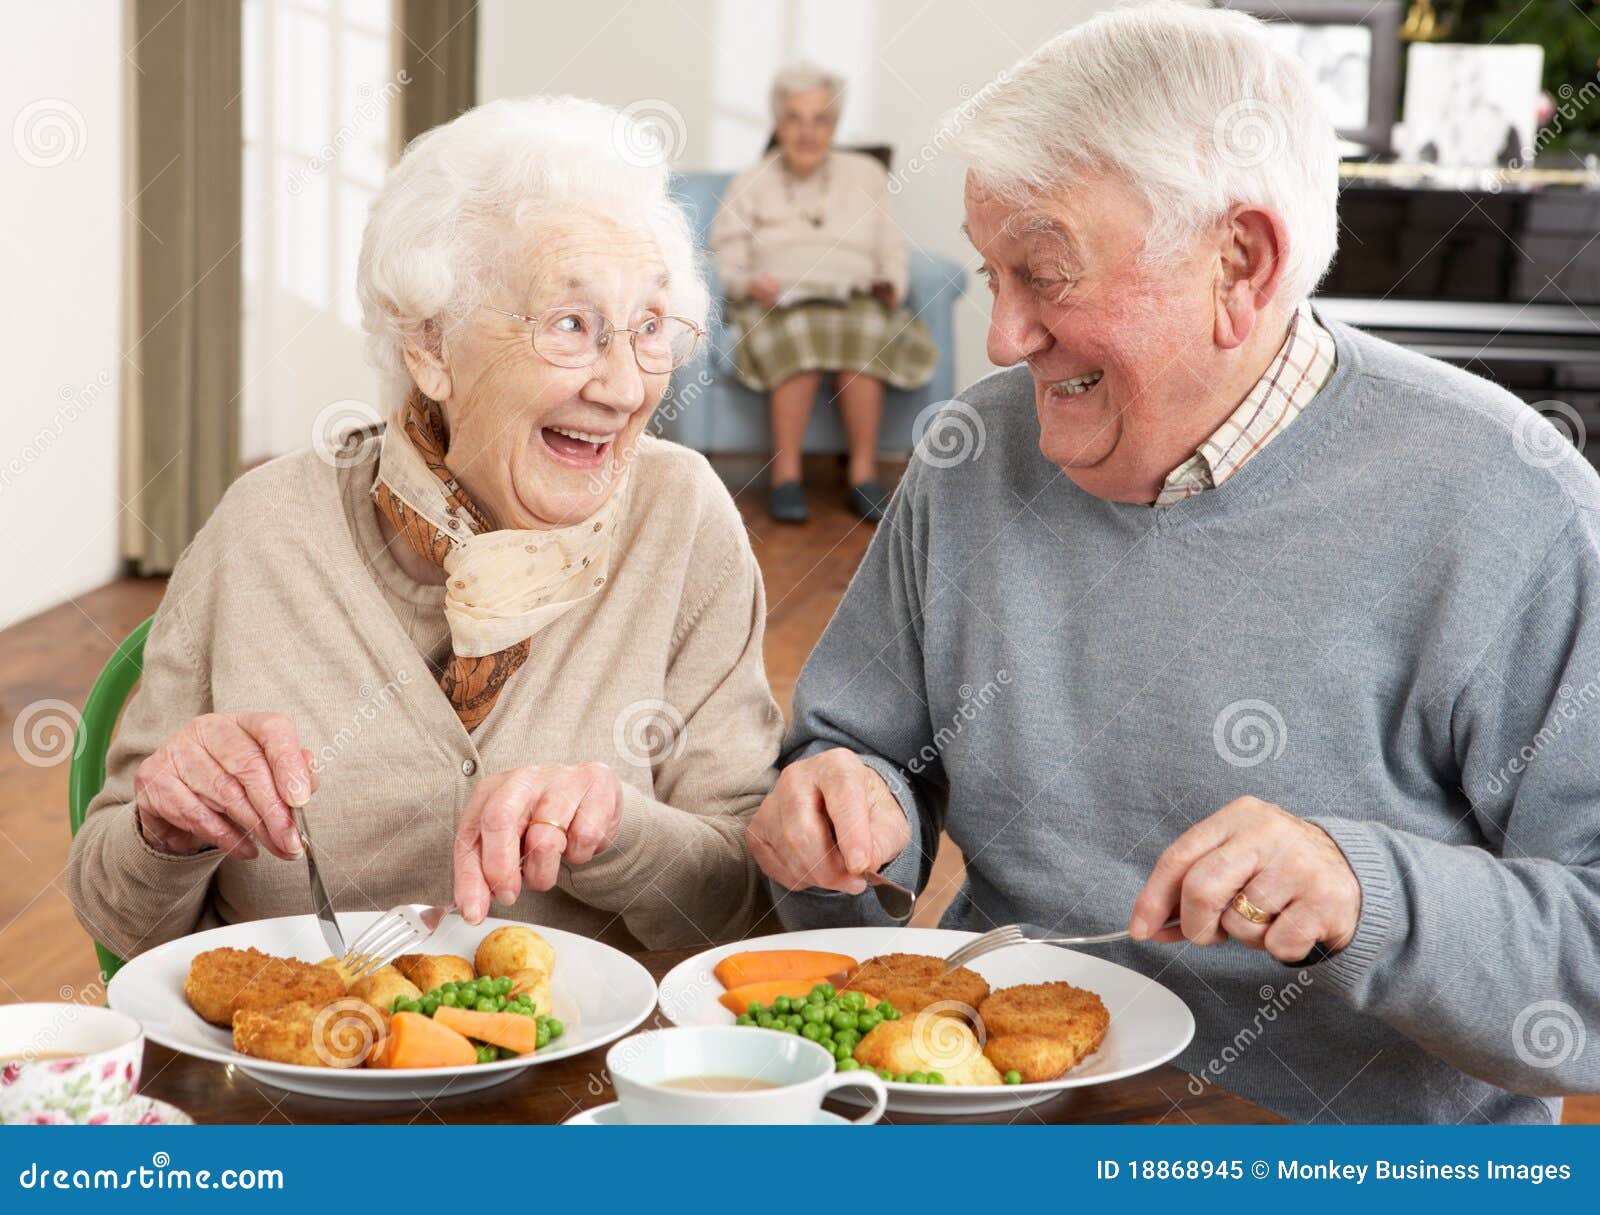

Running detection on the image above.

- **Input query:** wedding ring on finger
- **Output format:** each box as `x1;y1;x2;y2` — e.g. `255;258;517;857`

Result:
532;817;569;839
1230;890;1274;925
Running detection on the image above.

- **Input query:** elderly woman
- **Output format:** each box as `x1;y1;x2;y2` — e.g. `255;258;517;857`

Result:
750;3;1600;1122
709;64;937;524
67;97;785;960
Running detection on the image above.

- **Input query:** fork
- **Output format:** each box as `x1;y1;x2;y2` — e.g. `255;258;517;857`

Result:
342;902;458;982
942;917;1182;971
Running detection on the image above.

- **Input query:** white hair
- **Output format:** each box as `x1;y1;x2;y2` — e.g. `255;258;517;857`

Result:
357;95;709;404
770;62;847;124
945;1;1339;306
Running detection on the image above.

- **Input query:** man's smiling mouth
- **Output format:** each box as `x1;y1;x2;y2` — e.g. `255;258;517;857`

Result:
1045;369;1105;398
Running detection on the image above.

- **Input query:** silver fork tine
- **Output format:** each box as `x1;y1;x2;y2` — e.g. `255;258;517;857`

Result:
344;923;420;976
341;914;399;966
944;925;1024;969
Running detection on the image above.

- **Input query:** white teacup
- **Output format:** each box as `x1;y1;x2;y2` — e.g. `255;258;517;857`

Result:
0;1004;144;1125
608;1026;888;1124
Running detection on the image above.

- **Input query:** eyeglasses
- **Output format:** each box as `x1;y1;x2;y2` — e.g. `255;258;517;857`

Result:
484;305;705;374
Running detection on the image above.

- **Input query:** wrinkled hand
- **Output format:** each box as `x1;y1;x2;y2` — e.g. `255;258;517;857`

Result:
453;763;624;924
1129;797;1361;963
134;712;316;860
747;274;783;308
748;748;911;894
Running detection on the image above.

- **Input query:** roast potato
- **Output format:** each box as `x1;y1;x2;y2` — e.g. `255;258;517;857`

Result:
349;970;422;1013
474;927;555;980
507;966;553;1016
393;953;474;992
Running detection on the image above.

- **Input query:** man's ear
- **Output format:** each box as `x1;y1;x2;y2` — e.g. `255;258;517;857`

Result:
401;320;452;402
1212;203;1288;350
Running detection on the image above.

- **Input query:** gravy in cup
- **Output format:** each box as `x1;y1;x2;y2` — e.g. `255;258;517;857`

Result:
607;1026;887;1124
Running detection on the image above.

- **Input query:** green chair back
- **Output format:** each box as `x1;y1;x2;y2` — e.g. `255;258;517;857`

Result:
67;615;153;984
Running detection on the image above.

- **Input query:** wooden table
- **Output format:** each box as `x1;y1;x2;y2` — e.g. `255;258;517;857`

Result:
137;947;1283;1125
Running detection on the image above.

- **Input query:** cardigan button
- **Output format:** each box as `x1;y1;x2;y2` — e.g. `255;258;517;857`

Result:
461;758;477;777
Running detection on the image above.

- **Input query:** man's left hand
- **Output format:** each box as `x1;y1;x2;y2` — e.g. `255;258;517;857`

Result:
1128;797;1361;962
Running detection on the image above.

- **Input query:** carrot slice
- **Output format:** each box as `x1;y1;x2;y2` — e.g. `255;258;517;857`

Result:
718;978;824;1015
713;950;857;990
367;1011;477;1069
433;1005;542;1055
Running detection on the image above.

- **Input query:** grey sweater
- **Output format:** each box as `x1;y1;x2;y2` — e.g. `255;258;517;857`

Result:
774;315;1600;1123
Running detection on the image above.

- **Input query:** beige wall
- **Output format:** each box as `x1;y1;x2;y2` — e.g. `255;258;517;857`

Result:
0;0;124;630
477;0;1138;394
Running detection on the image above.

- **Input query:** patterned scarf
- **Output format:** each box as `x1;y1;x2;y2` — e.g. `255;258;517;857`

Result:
371;390;628;731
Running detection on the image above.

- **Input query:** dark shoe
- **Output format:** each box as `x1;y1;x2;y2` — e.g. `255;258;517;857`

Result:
848;480;889;523
768;480;809;523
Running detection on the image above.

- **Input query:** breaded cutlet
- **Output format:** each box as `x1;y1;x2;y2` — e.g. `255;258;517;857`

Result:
184;946;345;1028
977;981;1110;1081
232;999;383;1068
842;953;991;1015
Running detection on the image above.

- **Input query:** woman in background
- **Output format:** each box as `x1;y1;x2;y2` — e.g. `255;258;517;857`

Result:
710;63;937;524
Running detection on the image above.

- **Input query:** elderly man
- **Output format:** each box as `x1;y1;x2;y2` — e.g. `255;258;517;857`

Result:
748;3;1600;1122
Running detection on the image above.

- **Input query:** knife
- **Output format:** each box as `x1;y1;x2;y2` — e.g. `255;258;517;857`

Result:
294;807;346;959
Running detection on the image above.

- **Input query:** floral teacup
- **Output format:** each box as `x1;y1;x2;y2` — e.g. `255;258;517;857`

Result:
0;1004;144;1125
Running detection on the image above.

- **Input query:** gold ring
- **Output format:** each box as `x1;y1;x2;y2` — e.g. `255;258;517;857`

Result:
532;818;568;836
1231;891;1273;924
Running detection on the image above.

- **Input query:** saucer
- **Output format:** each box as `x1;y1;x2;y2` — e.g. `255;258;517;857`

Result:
565;1100;848;1125
13;1095;193;1126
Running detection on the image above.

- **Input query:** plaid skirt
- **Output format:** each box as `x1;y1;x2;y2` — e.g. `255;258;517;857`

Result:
725;293;940;393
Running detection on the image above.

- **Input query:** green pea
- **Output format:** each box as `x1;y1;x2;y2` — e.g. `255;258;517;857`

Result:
390;996;406;1013
475;997;496;1013
840;992;866;1011
876;1002;895;1016
908;1071;928;1084
857;1010;881;1032
883;1008;901;1021
801;1021;824;1041
836;1058;860;1072
800;1003;826;1024
806;990;826;1006
821;1002;840;1020
1004;1070;1022;1085
814;983;836;999
420;997;440;1017
833;1041;853;1062
440;991;458;1008
928;1072;945;1085
746;1002;765;1017
893;1073;910;1083
772;996;791;1014
535;1025;551;1049
475;1045;496;1064
830;1011;858;1032
736;1014;755;1026
786;1014;804;1030
546;1019;564;1038
877;1069;892;1081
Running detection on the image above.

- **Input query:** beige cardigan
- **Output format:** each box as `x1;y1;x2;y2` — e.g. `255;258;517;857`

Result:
66;430;785;959
708;150;909;303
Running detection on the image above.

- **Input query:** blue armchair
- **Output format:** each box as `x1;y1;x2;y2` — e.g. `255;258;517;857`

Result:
663;171;967;454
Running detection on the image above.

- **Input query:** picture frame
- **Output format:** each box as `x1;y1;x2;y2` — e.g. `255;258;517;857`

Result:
1217;0;1402;156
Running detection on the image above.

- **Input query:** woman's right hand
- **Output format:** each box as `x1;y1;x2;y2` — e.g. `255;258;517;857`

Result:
133;712;317;860
747;274;783;308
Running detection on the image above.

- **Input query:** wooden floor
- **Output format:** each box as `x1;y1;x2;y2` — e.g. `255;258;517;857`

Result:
0;454;1590;1122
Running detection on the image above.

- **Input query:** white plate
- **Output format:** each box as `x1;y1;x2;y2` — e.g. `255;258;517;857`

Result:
564;1100;848;1125
108;913;657;1101
657;926;1194;1116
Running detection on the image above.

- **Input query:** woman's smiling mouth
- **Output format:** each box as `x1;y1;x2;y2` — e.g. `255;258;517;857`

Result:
540;424;617;468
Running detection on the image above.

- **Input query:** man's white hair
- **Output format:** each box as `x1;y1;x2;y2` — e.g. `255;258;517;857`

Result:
770;61;848;124
946;1;1339;306
357;95;709;404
